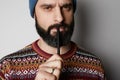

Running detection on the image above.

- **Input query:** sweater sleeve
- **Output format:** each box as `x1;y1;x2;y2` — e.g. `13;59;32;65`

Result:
0;57;11;80
0;63;5;80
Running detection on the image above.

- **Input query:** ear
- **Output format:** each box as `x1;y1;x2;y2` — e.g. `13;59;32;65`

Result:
34;12;36;19
34;11;37;20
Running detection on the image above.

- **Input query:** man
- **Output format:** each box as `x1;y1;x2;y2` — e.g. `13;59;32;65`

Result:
0;0;106;80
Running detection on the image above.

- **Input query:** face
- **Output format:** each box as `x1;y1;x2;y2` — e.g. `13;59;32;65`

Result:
35;0;74;47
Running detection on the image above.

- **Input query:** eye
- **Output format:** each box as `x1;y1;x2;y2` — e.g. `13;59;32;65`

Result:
43;5;52;11
62;4;73;11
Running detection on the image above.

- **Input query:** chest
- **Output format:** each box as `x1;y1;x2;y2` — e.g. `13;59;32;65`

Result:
3;59;103;80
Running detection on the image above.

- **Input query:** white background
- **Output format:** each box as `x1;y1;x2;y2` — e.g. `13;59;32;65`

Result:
0;0;120;80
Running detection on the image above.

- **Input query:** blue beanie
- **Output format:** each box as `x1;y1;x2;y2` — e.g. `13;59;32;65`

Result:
29;0;77;18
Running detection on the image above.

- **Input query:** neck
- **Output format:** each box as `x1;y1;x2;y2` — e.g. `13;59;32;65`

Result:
37;38;71;55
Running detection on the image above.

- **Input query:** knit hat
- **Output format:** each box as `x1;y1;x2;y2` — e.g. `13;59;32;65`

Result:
29;0;77;18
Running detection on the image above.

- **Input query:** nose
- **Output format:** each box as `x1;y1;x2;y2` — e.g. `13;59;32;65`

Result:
54;7;64;23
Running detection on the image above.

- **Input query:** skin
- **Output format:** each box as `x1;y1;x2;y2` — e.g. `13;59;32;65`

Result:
35;54;63;80
34;0;74;80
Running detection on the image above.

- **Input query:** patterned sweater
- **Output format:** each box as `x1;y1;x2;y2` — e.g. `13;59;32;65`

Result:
0;40;105;80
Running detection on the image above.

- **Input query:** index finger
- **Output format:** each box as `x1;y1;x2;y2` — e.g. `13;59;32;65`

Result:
40;59;63;69
47;54;63;62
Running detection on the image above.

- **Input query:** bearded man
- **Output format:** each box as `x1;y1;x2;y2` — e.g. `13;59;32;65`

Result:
0;0;106;80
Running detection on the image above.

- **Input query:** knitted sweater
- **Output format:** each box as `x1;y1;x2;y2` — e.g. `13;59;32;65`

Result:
0;40;105;80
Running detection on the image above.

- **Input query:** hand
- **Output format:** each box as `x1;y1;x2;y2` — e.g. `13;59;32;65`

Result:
35;54;63;80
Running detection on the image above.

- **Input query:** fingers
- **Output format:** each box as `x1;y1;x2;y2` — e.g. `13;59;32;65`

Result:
40;59;63;69
47;54;63;62
35;70;56;80
38;67;61;79
35;54;63;80
40;54;63;69
38;67;54;74
52;68;61;79
38;65;61;79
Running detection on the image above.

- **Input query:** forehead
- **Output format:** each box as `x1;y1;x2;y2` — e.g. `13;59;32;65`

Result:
37;0;72;5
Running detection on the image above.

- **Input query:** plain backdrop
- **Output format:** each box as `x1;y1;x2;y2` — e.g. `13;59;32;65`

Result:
0;0;120;80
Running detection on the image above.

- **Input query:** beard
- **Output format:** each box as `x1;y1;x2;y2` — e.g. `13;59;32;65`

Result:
35;19;74;48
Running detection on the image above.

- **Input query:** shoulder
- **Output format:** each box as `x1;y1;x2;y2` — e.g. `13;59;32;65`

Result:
0;44;36;64
71;41;100;59
75;44;100;60
72;42;104;67
0;43;38;79
70;42;106;79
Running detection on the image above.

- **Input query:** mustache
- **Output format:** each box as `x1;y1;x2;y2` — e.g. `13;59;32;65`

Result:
48;23;69;33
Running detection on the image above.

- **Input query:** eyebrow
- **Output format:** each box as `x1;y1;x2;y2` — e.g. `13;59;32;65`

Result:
62;3;73;7
40;3;55;8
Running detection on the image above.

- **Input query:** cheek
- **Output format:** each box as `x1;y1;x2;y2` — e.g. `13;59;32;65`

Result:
36;13;53;30
64;13;73;24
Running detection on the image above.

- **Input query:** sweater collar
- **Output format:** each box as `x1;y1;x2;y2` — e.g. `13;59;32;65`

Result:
32;39;77;59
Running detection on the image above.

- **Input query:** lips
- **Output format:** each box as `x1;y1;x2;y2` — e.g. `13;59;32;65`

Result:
50;27;67;36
